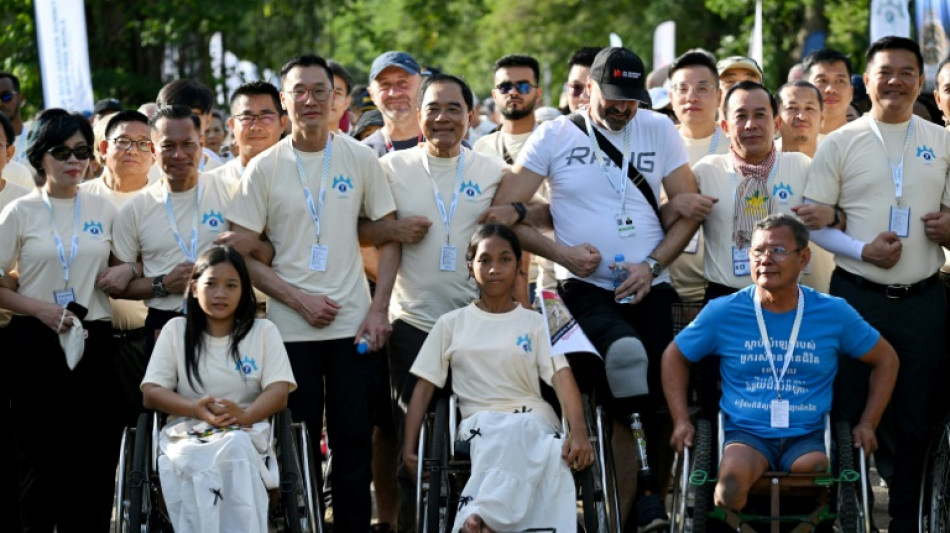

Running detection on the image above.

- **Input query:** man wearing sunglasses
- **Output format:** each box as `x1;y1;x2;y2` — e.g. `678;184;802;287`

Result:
564;47;602;113
0;72;30;165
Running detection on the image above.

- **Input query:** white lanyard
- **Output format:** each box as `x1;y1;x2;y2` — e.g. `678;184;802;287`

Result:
163;178;203;263
293;134;333;244
41;188;81;286
868;116;915;201
753;286;804;400
728;150;781;209
708;127;721;155
583;111;631;213
421;148;465;244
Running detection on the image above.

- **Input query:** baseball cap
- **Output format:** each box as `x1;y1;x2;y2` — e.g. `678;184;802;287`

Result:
93;98;122;116
369;51;421;83
717;56;764;79
649;87;671;110
589;47;651;104
352;109;384;139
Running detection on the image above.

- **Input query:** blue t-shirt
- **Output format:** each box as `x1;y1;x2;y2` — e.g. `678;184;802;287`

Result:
675;285;879;438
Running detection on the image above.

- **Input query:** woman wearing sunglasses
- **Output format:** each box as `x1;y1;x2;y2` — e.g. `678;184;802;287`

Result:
0;108;132;531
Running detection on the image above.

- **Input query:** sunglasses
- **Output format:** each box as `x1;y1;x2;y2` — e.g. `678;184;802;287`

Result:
0;91;16;103
495;81;537;95
47;145;94;161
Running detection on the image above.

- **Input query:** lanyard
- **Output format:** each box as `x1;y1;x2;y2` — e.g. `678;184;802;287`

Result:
163;178;203;263
753;286;804;400
293;133;333;244
421;148;466;244
708;127;721;155
728;150;782;211
868;116;915;201
41;188;81;287
497;124;538;164
583;112;631;212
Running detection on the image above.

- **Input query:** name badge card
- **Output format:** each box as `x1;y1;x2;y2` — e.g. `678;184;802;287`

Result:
889;205;910;238
440;244;457;272
53;288;76;306
684;230;700;254
733;247;750;276
310;244;329;272
770;399;790;428
616;212;636;238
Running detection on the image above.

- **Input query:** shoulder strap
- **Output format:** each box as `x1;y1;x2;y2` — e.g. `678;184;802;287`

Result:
568;113;661;220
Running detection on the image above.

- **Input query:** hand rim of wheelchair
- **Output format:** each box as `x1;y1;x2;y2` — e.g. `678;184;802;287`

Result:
919;415;950;532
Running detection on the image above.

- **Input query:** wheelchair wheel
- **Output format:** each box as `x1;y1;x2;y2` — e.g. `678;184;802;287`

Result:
276;409;323;533
578;395;621;533
690;418;714;533
834;421;867;533
920;419;950;532
422;397;454;533
127;413;152;532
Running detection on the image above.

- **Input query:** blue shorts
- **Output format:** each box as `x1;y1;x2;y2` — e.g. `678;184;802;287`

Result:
723;428;826;472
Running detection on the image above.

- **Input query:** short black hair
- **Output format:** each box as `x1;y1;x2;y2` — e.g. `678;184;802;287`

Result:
803;48;853;78
0;72;20;92
755;213;810;250
466;224;523;263
26;108;94;176
149;104;202;132
418;73;474;112
0;113;13;146
723;80;777;117
866;36;924;73
230;81;282;114
156;79;214;114
104;110;150;139
493;54;541;84
776;80;824;111
279;54;334;88
327;60;353;94
668;50;719;83
568;47;602;69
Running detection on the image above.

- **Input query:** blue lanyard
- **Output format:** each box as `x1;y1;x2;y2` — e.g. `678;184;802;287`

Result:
753;286;804;400
41;188;81;287
708;127;721;155
293;134;333;244
163;178;203;262
421;148;466;244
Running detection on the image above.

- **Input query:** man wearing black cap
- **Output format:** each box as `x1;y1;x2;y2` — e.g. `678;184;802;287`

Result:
92;98;123;126
485;46;700;531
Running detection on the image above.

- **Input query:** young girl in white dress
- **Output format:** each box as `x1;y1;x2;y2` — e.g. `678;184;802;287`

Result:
404;224;593;533
141;245;296;532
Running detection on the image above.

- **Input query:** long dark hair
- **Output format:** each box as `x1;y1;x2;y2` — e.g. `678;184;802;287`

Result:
183;246;257;390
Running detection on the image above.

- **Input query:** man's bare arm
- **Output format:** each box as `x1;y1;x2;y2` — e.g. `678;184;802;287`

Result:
852;337;899;454
651;163;701;268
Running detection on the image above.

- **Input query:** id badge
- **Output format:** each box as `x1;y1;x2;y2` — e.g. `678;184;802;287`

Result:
440;244;457;272
733;247;750;277
770;399;790;428
889;205;910;238
53;288;76;306
684;230;700;254
310;244;329;272
617;213;636;238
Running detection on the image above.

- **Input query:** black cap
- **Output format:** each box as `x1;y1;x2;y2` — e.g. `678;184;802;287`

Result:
93;98;122;116
589;47;650;105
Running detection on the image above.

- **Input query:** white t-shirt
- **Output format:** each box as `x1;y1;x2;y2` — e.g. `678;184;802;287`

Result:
410;303;569;429
382;147;505;332
805;116;950;284
519;110;689;290
3;161;35;190
473;130;535;164
0;181;31;326
112;174;233;312
0;189;117;321
694;151;835;291
143;317;297;411
227;134;396;342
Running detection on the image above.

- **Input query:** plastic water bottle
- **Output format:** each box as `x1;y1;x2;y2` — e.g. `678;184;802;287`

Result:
612;254;633;304
630;413;652;477
356;334;371;354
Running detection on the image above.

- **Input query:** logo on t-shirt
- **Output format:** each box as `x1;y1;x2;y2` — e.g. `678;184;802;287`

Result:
332;175;354;197
234;356;258;375
459;180;482;200
917;145;936;163
83;220;105;239
202;210;225;231
516;334;532;354
772;183;793;203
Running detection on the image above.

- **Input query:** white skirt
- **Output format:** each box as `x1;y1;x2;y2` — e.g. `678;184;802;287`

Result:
157;419;279;533
452;410;576;532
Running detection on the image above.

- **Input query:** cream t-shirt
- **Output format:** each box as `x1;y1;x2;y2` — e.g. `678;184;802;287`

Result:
0;189;117;321
695;150;835;292
3;161;35;190
227;134;396;342
410;303;569;429
382;147;505;332
0;181;32;326
112;174;232;312
205;157;244;193
143;317;297;410
805;116;950;284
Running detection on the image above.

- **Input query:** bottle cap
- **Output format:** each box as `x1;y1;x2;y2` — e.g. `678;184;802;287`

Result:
614;253;625;262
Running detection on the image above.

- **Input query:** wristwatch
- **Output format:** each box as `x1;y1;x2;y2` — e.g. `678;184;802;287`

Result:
152;274;168;298
644;256;663;278
827;205;841;228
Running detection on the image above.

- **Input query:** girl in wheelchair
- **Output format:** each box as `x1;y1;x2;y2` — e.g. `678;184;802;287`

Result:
404;224;594;533
141;245;296;532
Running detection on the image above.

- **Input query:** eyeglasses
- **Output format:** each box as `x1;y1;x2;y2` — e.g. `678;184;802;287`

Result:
234;112;279;126
749;246;803;261
47;145;94;161
285;87;331;102
112;137;152;152
564;82;587;98
0;91;17;103
671;82;715;97
495;81;537;95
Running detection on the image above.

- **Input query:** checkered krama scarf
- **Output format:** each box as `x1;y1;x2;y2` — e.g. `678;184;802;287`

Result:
731;144;777;250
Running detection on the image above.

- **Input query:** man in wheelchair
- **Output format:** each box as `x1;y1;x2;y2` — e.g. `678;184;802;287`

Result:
661;214;898;513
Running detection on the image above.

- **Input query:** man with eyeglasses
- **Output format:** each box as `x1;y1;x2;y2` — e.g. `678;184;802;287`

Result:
662;213;898;521
225;54;399;533
802;49;854;137
775;81;823;158
564;47;602;113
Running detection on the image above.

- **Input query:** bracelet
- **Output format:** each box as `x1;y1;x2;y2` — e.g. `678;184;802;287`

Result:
511;202;527;224
127;262;139;278
191;402;198;419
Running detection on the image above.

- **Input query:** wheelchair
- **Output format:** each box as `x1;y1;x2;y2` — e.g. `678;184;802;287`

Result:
113;409;324;532
669;413;870;533
919;412;950;532
415;392;622;533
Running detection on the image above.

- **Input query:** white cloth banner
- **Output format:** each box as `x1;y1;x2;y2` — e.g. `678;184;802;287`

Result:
870;0;912;42
653;22;676;74
34;0;95;114
749;0;763;67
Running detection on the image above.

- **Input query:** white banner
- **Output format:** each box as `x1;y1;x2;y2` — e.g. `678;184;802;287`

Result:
653;21;676;73
749;0;763;67
870;0;911;42
34;0;95;114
